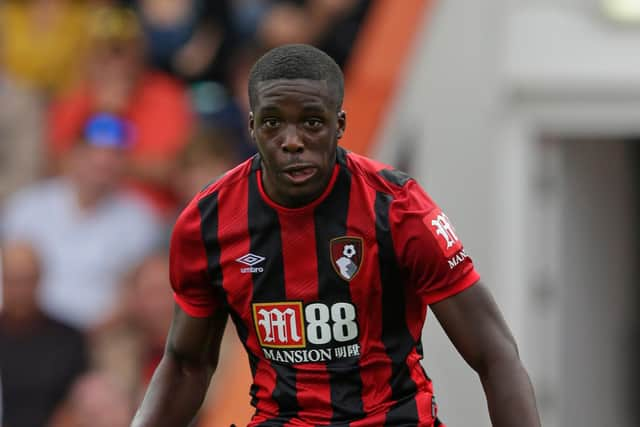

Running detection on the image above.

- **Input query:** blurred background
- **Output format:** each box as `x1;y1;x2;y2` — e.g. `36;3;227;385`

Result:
1;0;638;426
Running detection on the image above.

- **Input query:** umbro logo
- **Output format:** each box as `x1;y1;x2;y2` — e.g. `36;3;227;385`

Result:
236;253;266;273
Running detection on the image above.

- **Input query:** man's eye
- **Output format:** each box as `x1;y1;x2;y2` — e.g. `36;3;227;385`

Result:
305;119;323;128
263;119;280;128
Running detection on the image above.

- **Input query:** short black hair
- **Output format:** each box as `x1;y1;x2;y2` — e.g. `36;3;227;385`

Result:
248;44;344;112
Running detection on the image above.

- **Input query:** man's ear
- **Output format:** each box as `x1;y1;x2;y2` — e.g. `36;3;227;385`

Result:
336;110;346;139
248;112;255;141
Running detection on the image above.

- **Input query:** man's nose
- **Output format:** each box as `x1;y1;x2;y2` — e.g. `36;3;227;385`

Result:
281;125;304;153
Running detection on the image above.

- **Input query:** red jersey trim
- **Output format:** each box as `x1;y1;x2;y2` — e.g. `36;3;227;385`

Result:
421;269;480;306
173;292;217;318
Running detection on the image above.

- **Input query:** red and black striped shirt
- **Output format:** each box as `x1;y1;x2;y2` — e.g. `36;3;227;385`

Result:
170;147;480;426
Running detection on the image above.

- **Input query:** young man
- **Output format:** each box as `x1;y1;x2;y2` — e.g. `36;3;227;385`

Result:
132;44;541;427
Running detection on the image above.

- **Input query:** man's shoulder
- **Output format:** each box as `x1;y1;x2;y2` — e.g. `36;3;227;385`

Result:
343;149;414;195
196;156;256;202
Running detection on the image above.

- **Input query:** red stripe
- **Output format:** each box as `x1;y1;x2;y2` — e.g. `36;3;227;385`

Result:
279;214;319;302
279;213;333;423
217;180;279;419
388;193;436;426
169;198;218;317
345;178;394;415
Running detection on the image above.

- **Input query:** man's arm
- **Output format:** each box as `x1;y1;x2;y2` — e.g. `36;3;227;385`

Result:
430;281;541;427
131;304;228;427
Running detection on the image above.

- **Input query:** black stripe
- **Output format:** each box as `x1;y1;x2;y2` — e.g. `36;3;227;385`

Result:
248;173;299;425
226;306;258;406
251;153;262;172
199;191;260;410
197;191;225;308
199;173;225;193
375;192;419;426
248;352;261;408
336;146;349;166
316;165;365;423
378;169;412;188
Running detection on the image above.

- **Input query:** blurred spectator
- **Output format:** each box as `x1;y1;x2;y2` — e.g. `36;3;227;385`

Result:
194;0;370;159
0;0;92;95
191;43;264;160
92;250;174;399
130;0;236;83
0;71;45;206
172;127;241;206
256;0;370;67
126;251;173;384
229;0;272;41
48;5;194;216
85;134;242;412
50;370;133;427
1;114;161;331
0;241;88;427
225;43;265;118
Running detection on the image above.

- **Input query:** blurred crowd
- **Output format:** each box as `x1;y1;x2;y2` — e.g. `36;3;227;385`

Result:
0;0;372;426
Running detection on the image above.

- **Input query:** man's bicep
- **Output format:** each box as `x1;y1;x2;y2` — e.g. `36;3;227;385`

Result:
430;282;519;373
166;303;228;369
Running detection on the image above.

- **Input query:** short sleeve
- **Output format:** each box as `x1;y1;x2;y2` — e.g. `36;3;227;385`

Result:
390;180;480;305
170;199;221;317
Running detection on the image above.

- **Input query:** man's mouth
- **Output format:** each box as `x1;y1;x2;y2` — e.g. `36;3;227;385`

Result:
282;165;317;184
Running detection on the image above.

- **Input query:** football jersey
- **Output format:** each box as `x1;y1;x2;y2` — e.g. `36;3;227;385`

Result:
170;147;480;426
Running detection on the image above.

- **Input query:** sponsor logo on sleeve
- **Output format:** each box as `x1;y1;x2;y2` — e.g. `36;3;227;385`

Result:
425;209;463;257
447;249;469;270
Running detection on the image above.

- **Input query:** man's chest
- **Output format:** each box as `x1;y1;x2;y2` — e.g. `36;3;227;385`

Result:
213;212;390;363
215;211;384;300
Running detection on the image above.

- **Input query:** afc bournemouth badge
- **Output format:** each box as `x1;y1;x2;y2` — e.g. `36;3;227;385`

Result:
330;237;364;281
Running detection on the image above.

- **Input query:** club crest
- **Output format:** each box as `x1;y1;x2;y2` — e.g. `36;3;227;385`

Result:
330;237;364;281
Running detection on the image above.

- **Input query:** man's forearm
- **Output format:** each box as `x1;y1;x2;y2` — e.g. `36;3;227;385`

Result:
479;358;541;427
131;353;212;427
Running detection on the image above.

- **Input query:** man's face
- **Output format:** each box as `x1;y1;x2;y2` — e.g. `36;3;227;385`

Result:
71;144;125;196
250;79;345;208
